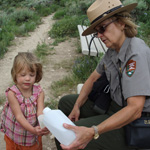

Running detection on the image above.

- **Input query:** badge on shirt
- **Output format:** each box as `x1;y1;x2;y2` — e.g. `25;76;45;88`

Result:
126;60;136;77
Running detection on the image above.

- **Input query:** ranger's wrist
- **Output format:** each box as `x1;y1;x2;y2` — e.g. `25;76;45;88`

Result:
92;125;99;139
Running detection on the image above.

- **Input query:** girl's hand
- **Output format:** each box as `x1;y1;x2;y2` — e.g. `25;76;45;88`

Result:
68;105;80;122
41;127;50;135
60;123;94;150
33;126;49;136
33;126;43;135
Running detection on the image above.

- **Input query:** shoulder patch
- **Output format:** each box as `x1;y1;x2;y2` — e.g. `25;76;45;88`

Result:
126;60;136;77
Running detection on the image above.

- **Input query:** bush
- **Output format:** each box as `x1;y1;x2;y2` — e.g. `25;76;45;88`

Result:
35;4;59;16
0;12;10;27
21;0;53;8
0;12;16;55
51;75;80;97
72;54;104;82
0;0;58;58
0;8;41;57
0;41;8;58
0;0;24;8
49;0;93;43
6;7;16;14
53;9;67;20
56;0;66;7
15;21;37;36
49;15;86;38
35;42;53;61
0;24;15;49
10;8;35;24
0;31;14;44
122;0;150;46
65;0;93;16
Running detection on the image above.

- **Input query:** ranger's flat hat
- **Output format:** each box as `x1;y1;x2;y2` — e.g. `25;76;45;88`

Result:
82;0;137;36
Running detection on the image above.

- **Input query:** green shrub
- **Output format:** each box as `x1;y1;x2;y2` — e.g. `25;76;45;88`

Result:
0;24;15;48
0;12;9;27
35;6;52;16
57;0;66;7
15;22;37;36
35;4;59;16
72;54;104;82
21;0;53;8
122;0;150;46
25;21;37;31
45;99;58;109
137;22;150;46
49;15;86;38
53;9;67;20
0;0;57;58
0;41;8;58
51;75;79;97
51;37;66;46
0;0;24;8
16;24;27;35
8;9;41;36
6;7;16;14
0;14;16;56
34;42;55;62
0;96;5;105
10;8;35;24
0;8;41;57
0;31;14;45
65;0;93;16
48;3;60;13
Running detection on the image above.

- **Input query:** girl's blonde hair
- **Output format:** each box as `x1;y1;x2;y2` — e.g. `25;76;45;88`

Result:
11;52;43;83
114;11;138;37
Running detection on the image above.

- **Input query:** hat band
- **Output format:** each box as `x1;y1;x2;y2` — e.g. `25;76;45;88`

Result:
91;5;123;25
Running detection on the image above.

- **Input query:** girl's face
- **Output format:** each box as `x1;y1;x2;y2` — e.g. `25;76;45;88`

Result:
16;66;36;91
95;18;125;52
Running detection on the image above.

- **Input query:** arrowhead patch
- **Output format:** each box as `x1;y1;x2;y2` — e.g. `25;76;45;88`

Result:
126;60;136;77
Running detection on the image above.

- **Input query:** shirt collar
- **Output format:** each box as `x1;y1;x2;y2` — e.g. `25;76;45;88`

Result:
117;37;132;63
109;37;132;68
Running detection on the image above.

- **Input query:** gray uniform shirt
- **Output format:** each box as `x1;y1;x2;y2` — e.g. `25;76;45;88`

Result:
96;37;150;112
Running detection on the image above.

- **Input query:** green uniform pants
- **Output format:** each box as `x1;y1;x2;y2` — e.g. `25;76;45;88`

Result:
55;94;135;150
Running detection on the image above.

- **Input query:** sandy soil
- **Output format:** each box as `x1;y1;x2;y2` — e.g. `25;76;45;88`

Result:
0;14;80;150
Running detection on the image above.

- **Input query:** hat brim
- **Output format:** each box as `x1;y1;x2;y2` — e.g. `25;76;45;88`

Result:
82;3;137;36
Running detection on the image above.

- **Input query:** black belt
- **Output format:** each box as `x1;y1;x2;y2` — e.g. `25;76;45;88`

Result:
142;112;150;117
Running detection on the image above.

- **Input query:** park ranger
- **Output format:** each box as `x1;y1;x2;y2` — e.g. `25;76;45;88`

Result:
55;0;150;150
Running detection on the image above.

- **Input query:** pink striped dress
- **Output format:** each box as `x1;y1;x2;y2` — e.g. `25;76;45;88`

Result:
0;84;42;146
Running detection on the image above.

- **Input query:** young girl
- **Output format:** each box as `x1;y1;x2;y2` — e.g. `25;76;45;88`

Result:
0;52;49;150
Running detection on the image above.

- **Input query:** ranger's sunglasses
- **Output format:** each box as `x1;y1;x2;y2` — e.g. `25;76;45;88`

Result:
95;19;117;34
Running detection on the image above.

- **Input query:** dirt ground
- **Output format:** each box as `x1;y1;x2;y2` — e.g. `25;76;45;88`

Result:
0;14;80;150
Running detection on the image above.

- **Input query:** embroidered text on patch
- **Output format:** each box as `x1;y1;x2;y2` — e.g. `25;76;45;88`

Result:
126;60;136;77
